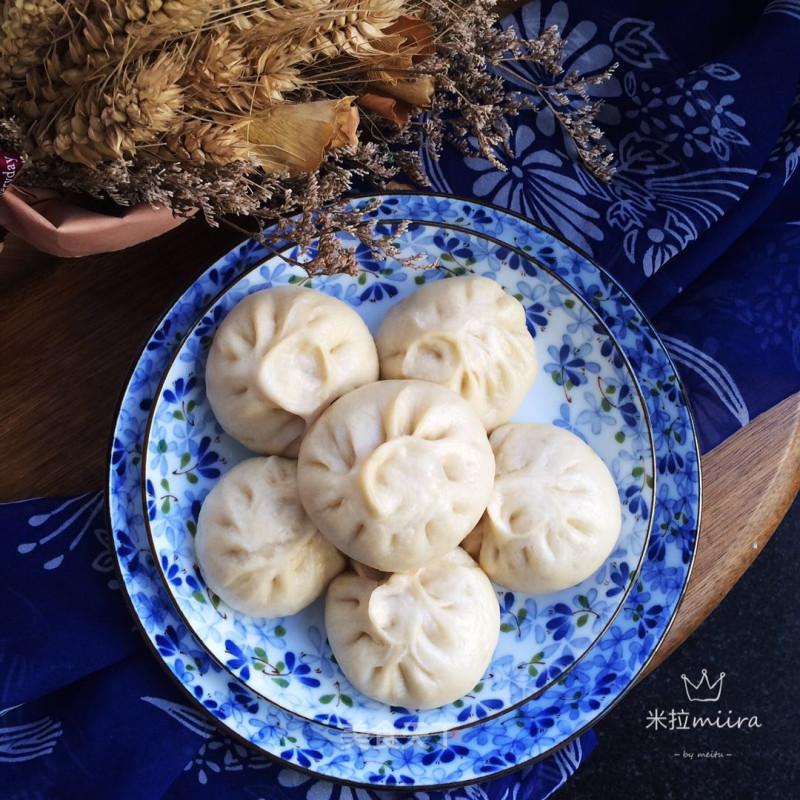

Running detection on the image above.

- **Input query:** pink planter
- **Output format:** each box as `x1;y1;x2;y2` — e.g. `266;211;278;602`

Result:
0;187;190;258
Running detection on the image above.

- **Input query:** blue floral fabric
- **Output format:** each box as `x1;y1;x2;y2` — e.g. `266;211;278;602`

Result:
3;0;800;796
425;0;800;452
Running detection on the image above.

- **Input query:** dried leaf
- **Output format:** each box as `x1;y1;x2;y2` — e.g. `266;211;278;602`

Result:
363;15;436;108
382;15;435;59
245;97;360;175
370;76;434;107
365;16;433;76
358;91;413;126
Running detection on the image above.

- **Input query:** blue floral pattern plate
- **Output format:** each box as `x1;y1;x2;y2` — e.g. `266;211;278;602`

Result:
108;193;700;789
142;222;654;736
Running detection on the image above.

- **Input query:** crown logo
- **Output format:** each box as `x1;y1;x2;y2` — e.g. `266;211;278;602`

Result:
681;669;725;702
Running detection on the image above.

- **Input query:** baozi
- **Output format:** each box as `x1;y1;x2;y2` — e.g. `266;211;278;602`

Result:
325;548;500;709
375;275;537;430
468;423;621;594
296;379;495;572
206;286;379;457
195;457;346;617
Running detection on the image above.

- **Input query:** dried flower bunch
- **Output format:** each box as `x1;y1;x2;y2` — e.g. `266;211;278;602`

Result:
0;0;615;272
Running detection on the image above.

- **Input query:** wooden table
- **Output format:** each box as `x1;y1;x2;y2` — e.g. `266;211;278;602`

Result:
1;219;799;679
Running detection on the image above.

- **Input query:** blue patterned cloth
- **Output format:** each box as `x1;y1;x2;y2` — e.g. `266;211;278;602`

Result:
426;0;800;453
3;0;800;796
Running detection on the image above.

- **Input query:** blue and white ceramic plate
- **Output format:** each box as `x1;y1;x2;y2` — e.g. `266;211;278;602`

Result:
142;223;654;736
108;193;700;789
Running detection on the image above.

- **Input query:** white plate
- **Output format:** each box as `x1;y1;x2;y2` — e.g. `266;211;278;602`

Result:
143;222;654;736
108;193;700;790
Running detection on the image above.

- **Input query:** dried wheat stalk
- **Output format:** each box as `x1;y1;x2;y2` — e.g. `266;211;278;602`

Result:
47;49;187;166
0;0;617;275
0;0;68;108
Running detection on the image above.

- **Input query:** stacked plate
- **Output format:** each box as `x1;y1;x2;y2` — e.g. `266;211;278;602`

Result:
107;192;701;790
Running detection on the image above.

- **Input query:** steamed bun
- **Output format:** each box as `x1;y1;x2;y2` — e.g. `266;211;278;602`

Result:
468;423;621;594
325;548;500;709
206;286;379;457
375;275;537;430
195;457;346;617
296;379;495;572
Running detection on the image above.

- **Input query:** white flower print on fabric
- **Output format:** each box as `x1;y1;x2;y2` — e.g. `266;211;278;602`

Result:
143;697;277;787
92;525;120;590
498;0;623;137
453;5;756;278
16;491;104;571
0;707;62;763
661;335;750;426
578;130;755;275
598;31;755;275
609;18;668;69
278;770;378;800
762;87;800;185
787;142;800;184
764;0;800;22
625;65;750;163
421;1;625;200
185;738;272;786
453;0;628;257
623;164;756;275
141;696;217;738
465;123;605;254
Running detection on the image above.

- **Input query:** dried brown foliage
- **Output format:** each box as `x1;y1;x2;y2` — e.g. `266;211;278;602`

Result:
0;0;616;273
